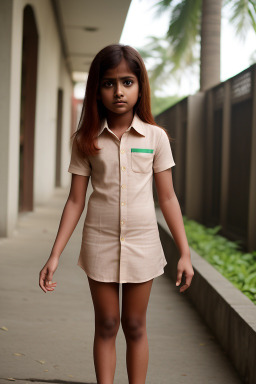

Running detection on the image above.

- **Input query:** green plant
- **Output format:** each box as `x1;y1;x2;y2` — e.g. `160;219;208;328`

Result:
183;216;256;304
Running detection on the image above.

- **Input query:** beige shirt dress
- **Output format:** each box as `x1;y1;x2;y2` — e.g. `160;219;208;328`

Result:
68;113;175;283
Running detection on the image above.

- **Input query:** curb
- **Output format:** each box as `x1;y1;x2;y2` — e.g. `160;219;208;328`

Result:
156;207;256;384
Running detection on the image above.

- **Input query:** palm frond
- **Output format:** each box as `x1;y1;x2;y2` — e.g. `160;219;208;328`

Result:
137;36;170;60
248;0;256;32
135;34;199;95
139;0;256;97
150;0;176;18
225;0;256;40
166;0;202;70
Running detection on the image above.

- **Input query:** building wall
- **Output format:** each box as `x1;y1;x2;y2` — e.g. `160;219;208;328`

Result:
0;0;72;237
0;1;13;236
59;56;73;189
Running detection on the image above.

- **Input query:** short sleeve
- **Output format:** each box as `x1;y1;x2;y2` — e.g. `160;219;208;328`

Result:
68;138;91;177
153;129;175;173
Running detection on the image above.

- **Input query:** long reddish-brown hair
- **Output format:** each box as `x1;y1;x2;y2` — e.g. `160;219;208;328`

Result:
71;44;171;157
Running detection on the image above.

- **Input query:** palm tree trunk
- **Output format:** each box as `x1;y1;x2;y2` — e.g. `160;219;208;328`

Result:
200;0;222;91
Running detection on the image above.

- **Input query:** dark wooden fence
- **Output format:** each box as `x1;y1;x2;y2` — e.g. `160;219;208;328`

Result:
154;64;256;252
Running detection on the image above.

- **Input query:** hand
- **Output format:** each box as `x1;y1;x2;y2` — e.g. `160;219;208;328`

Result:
39;255;59;293
176;255;194;293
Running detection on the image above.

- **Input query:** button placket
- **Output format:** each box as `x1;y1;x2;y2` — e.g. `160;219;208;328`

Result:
119;133;128;281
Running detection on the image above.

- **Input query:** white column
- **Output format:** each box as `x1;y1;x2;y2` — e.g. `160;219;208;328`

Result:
0;0;20;237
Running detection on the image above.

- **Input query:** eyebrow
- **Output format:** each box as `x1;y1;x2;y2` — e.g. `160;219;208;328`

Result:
101;76;136;81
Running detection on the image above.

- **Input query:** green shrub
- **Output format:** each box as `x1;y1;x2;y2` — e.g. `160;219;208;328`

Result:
183;216;256;305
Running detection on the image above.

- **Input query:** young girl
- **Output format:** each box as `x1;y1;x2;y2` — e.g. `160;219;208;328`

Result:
39;44;194;384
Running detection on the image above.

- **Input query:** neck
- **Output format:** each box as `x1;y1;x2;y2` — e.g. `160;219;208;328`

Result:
106;110;134;130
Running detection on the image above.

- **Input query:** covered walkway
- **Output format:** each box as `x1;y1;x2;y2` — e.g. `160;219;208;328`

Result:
0;184;243;384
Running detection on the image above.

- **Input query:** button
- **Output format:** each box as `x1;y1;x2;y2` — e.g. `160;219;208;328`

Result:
121;184;126;189
121;220;125;225
121;166;126;171
121;149;125;154
121;202;125;206
121;236;125;241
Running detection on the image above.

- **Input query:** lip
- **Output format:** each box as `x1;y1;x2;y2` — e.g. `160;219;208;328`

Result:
113;101;127;104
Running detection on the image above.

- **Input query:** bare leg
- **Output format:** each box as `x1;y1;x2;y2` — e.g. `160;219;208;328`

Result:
87;276;120;384
121;279;154;384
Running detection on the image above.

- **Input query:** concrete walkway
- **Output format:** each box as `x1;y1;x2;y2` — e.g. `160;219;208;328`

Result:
0;183;243;384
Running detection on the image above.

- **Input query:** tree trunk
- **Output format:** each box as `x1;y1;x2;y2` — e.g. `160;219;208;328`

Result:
200;0;222;91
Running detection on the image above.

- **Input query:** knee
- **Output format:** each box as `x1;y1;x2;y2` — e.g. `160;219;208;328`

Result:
96;316;120;340
121;316;145;341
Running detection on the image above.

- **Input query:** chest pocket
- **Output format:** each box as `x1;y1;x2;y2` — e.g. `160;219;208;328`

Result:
131;148;154;173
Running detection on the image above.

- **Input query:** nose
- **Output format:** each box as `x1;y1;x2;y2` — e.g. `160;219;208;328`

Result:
115;81;123;97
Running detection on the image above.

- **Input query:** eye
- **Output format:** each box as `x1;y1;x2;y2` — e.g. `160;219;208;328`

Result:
102;80;113;88
124;80;133;86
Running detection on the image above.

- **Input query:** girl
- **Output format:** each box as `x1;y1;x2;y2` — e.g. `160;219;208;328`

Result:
39;44;194;384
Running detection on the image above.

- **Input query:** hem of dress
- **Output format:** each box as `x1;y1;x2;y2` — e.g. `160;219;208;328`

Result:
76;259;167;284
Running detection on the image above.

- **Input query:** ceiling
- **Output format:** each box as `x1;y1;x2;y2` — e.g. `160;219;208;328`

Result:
52;0;132;80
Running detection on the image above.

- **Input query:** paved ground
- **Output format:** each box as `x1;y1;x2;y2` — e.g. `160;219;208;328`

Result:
0;183;243;384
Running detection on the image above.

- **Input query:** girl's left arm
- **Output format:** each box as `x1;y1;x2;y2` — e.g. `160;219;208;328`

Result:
154;168;194;292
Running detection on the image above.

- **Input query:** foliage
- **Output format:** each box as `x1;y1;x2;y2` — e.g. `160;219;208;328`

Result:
223;0;256;40
183;216;256;305
152;0;256;67
152;0;202;71
137;0;256;95
137;37;199;97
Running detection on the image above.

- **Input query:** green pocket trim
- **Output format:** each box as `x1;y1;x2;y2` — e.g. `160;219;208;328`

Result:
131;148;154;153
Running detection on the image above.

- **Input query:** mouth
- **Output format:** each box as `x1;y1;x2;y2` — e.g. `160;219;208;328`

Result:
113;101;127;104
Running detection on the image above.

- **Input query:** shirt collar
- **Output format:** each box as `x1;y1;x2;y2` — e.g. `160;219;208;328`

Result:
97;113;146;137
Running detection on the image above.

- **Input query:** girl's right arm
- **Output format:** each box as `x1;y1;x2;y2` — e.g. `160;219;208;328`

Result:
39;174;90;293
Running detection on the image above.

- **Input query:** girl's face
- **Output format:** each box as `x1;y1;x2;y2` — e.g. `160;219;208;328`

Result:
99;58;140;116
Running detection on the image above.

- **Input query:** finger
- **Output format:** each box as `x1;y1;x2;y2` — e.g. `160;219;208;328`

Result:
45;285;56;289
45;280;57;288
40;272;55;292
39;271;47;293
39;284;47;293
46;281;57;287
185;274;193;288
180;284;188;293
45;283;55;289
180;272;194;293
176;270;183;286
39;282;47;293
44;274;55;288
46;285;57;291
46;271;54;285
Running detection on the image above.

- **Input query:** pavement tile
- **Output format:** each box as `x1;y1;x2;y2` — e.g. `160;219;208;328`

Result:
0;185;243;384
